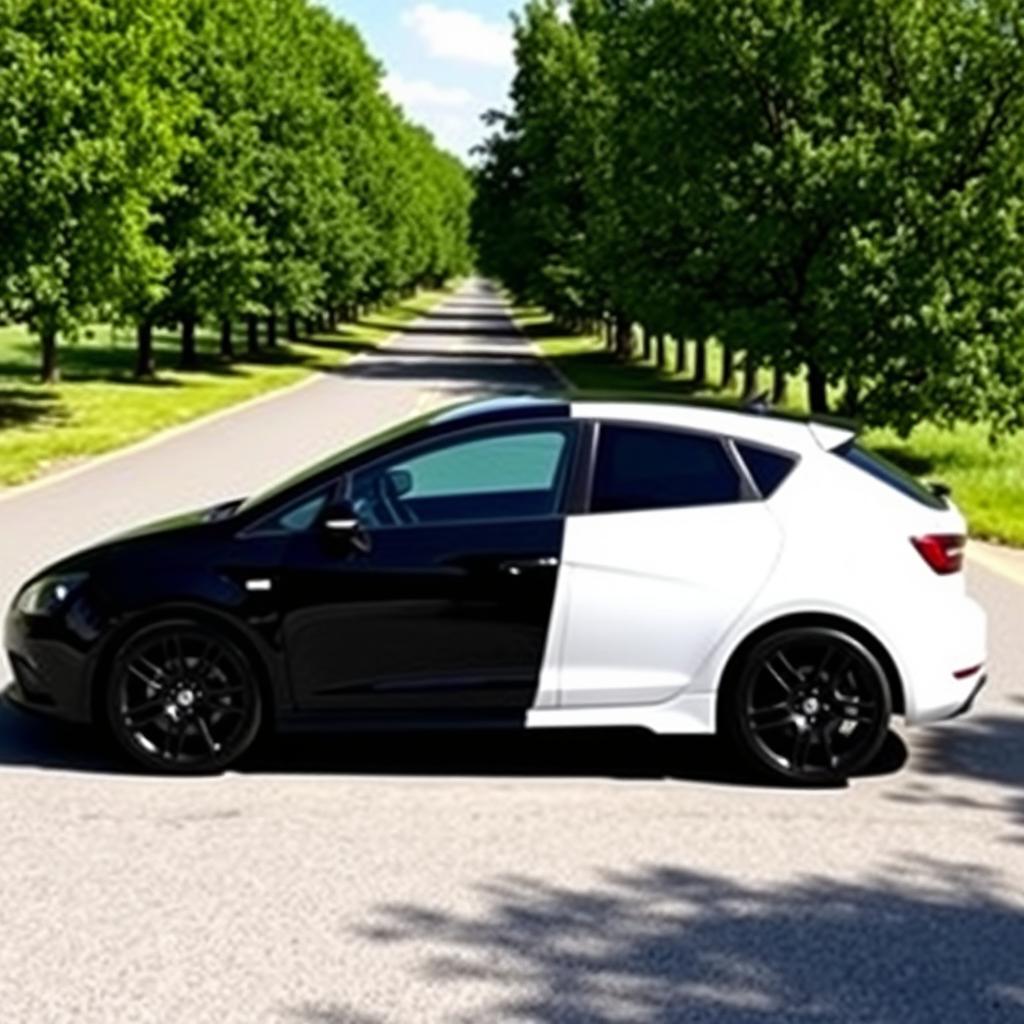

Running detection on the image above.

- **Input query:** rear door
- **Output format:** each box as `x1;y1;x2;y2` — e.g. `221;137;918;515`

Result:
553;421;784;708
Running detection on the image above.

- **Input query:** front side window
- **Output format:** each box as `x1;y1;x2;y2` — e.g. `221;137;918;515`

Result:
590;423;742;513
244;487;331;536
349;424;576;528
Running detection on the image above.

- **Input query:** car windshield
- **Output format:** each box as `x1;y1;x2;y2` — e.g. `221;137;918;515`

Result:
236;409;439;515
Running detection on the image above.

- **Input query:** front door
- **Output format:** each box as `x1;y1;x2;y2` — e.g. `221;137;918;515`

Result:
279;421;580;716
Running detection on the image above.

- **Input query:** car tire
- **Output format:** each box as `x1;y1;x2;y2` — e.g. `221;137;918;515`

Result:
105;619;263;775
724;626;892;785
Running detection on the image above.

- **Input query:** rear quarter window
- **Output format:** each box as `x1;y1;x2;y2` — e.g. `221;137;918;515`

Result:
735;442;797;497
837;441;947;510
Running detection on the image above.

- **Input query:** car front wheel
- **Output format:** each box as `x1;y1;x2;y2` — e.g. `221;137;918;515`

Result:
726;626;892;785
106;620;262;774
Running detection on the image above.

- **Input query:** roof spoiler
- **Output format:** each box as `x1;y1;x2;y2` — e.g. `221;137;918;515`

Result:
742;393;857;449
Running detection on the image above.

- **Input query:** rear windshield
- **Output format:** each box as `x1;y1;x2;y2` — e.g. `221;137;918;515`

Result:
836;441;947;509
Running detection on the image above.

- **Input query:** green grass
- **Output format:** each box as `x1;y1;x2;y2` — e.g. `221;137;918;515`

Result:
0;287;452;487
519;307;1024;547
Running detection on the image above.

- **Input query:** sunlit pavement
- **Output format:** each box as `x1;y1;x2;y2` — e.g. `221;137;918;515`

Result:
0;281;1022;1023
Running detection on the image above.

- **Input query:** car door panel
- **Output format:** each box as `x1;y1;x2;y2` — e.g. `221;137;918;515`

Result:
551;418;785;709
281;518;565;711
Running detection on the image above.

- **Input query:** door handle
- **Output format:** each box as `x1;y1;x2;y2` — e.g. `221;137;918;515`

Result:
501;557;559;577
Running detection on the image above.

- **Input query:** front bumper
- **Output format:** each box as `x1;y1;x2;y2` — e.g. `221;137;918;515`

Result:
4;604;96;724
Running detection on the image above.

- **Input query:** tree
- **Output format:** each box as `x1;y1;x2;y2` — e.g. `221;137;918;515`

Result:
129;0;269;374
475;0;1024;434
0;0;189;382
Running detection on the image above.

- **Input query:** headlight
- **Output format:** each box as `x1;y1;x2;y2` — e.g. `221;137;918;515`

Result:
16;573;89;617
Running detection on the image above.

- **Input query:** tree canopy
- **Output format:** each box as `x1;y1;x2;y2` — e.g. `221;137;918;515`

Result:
0;0;474;381
474;0;1024;433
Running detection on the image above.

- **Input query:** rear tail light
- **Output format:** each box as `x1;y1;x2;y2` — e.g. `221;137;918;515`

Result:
911;533;965;574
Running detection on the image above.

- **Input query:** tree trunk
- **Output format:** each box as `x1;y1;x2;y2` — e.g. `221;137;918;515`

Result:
135;320;155;379
654;334;665;370
772;364;788;404
641;327;652;362
807;360;829;413
246;315;259;355
720;344;735;389
266;312;278;348
180;315;198;370
605;317;616;351
40;324;59;383
742;354;759;398
693;338;707;386
842;377;861;416
614;317;632;361
329;309;339;331
674;336;686;375
219;319;234;359
287;314;299;342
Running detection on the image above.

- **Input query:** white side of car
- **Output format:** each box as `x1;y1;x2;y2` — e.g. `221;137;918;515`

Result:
530;401;987;742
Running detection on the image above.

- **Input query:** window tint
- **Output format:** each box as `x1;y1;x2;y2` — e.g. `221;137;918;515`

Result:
247;488;330;536
591;424;741;513
837;441;946;509
735;442;797;497
351;426;574;527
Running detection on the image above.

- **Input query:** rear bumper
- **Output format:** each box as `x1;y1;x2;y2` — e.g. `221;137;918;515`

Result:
949;673;987;719
899;594;988;725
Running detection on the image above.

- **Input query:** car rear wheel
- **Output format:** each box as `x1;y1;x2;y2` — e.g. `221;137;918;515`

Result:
106;620;262;774
726;626;892;785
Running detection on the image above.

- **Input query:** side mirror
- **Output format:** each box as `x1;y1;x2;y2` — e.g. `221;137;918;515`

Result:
385;468;413;498
320;500;371;553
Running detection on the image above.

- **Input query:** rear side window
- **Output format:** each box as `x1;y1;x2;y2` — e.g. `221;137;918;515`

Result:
591;424;742;513
735;442;797;497
837;441;946;509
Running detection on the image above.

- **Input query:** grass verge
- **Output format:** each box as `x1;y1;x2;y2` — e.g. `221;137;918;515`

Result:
0;287;452;488
517;307;1024;547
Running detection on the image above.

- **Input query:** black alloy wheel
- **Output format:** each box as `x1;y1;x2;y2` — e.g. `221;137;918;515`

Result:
728;627;892;784
107;621;262;774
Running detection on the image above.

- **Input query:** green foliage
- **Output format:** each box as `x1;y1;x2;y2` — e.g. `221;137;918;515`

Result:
0;0;474;379
476;0;1024;434
0;0;191;376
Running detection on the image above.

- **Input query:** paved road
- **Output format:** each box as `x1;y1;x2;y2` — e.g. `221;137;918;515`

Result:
1;280;1022;1023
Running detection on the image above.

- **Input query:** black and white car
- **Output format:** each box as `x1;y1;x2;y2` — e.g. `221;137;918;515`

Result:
4;395;986;782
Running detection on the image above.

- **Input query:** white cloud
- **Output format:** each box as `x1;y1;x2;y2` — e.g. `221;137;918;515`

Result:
382;72;483;159
400;4;513;68
383;72;472;109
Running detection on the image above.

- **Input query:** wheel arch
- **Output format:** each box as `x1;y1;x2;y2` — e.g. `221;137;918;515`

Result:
714;611;906;726
87;603;281;729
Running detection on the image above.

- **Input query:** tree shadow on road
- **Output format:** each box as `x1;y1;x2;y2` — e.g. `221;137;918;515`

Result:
0;699;906;786
892;714;1024;842
289;858;1024;1024
335;348;559;394
360;321;522;338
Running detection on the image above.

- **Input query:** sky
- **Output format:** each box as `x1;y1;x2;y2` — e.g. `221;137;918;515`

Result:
326;1;527;162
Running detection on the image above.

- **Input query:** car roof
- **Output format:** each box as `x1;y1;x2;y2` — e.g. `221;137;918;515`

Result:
430;394;854;453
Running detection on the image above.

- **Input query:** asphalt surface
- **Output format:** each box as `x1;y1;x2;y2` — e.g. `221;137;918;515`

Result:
1;280;1022;1024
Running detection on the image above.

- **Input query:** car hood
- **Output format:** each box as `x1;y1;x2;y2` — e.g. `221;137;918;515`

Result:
105;499;243;544
27;500;244;582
